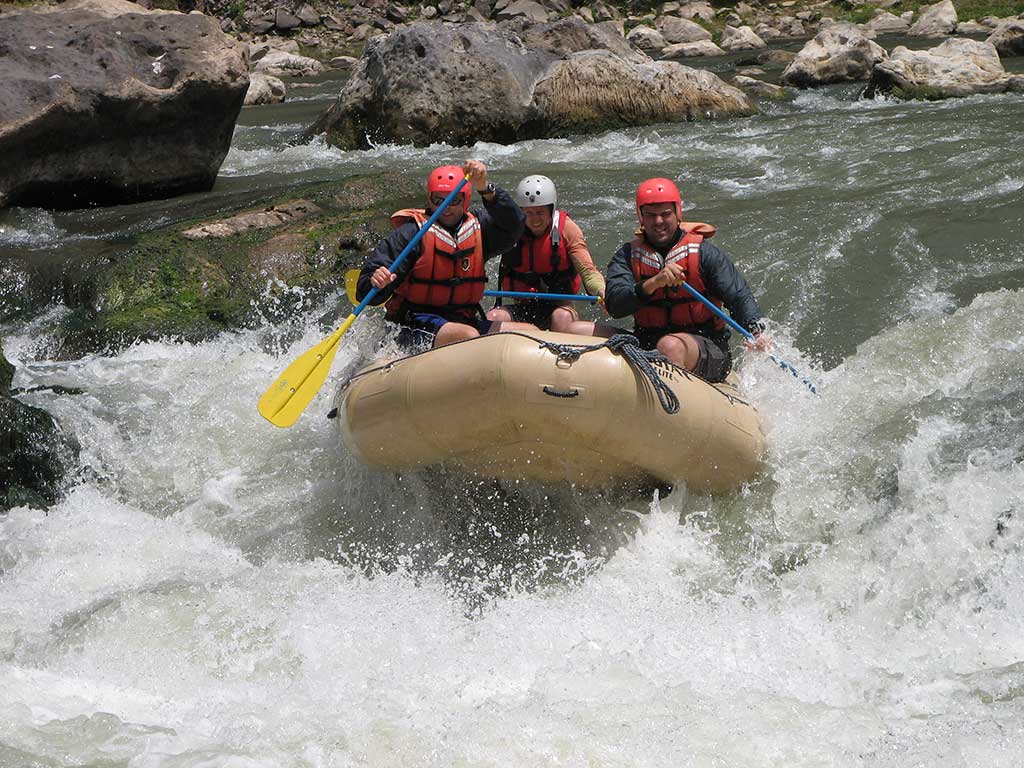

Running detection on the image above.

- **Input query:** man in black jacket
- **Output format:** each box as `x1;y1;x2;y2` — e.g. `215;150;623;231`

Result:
356;160;534;348
604;178;770;382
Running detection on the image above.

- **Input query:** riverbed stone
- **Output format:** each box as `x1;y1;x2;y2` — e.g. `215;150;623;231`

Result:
0;0;248;210
864;38;1024;99
908;0;957;37
48;175;417;357
626;25;669;56
252;50;324;77
0;341;80;511
310;21;751;149
524;17;646;62
244;74;287;105
782;25;888;86
720;25;768;51
986;19;1024;56
657;15;711;44
866;10;910;35
660;40;726;58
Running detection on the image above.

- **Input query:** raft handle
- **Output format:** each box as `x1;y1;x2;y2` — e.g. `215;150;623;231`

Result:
542;385;580;399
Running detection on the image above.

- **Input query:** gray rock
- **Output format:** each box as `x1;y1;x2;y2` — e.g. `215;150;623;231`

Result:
783;25;888;86
866;38;1024;98
0;0;248;210
524;17;647;63
733;75;792;99
908;0;958;37
720;25;768;50
657;15;712;44
275;8;302;30
867;10;910;35
496;0;549;23
0;341;80;511
244;73;287;105
986;19;1024;56
955;20;990;35
660;40;725;58
253;50;325;77
626;25;669;56
310;22;752;149
677;2;715;22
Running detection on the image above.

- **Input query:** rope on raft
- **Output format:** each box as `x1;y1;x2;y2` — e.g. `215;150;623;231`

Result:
535;333;681;415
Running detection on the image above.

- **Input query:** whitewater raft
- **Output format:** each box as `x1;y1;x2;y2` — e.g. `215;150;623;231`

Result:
334;331;765;493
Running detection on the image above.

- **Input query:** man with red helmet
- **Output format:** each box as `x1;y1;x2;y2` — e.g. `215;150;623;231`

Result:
355;160;534;348
604;177;770;382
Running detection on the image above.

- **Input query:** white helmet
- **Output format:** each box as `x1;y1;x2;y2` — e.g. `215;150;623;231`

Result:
514;175;557;209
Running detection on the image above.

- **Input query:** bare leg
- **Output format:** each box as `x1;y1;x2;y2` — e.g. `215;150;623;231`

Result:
486;307;514;322
550;305;620;337
655;332;702;371
433;321;481;348
487;321;538;333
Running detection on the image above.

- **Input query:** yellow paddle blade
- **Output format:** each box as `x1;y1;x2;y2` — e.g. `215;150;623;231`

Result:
257;314;357;428
344;269;360;304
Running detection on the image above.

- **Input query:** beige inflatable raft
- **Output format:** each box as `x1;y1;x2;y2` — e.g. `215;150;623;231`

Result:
335;331;765;493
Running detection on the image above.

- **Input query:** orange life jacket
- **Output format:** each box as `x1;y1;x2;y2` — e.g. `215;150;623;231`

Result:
384;208;487;320
499;210;581;296
629;223;725;332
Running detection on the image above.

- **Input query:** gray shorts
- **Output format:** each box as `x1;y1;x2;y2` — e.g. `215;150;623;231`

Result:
632;329;732;383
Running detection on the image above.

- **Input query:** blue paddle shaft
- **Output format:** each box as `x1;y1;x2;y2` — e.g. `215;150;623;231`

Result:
353;176;470;316
679;280;817;394
485;290;599;302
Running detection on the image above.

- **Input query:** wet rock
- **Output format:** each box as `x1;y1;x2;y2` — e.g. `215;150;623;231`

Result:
955;20;990;36
182;200;322;239
310;21;751;149
329;55;359;71
252;50;325;77
677;2;715;22
48;175;415;356
866;10;910;35
908;0;957;37
657;15;711;44
532;51;755;132
783;24;888;87
523;17;646;63
496;0;548;23
244;73;287;105
660;40;726;58
733;75;793;100
865;38;1024;99
720;25;768;51
987;19;1024;56
626;25;669;57
0;341;80;511
0;0;248;211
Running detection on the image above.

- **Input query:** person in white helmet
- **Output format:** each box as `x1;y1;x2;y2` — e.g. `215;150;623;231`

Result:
486;175;617;337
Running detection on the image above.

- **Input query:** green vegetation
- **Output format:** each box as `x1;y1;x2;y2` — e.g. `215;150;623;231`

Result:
54;175;419;356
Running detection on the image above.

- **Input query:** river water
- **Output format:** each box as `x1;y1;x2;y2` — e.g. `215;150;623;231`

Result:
2;63;1024;765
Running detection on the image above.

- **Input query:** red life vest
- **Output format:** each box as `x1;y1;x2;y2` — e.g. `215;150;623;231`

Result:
384;208;487;320
499;210;581;296
629;222;725;332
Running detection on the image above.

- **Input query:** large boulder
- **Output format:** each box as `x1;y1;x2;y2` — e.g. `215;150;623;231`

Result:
524;16;646;63
660;40;726;59
908;0;958;37
0;341;80;511
532;51;754;134
311;22;752;149
864;38;1024;99
626;25;669;57
244;74;287;106
866;11;910;35
657;16;711;44
782;25;889;87
986;19;1024;56
720;25;768;51
0;0;249;210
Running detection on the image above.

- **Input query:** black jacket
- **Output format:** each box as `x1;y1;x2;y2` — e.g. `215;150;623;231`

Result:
355;187;525;305
605;228;764;341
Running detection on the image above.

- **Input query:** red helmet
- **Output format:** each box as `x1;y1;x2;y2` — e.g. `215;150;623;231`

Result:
427;165;471;213
635;177;682;224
